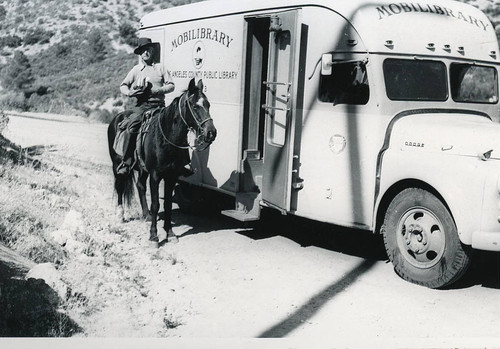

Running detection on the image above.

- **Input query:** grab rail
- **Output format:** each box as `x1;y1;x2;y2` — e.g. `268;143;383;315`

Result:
263;81;291;86
261;105;289;112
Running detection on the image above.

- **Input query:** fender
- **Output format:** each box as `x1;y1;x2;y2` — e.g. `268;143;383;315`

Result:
374;108;500;245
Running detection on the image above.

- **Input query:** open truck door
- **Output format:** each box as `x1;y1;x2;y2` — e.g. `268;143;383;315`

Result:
261;10;301;213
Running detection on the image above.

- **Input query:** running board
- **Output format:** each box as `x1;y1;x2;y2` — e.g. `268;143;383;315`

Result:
221;209;260;222
221;192;261;222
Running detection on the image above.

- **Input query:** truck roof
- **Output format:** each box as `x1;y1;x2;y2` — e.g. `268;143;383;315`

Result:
141;0;499;63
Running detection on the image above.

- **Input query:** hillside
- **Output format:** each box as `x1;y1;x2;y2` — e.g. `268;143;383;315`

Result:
0;0;202;119
0;0;202;58
0;0;498;119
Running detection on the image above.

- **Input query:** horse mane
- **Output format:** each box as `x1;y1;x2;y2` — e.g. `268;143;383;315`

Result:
152;84;203;146
153;93;188;146
159;87;196;126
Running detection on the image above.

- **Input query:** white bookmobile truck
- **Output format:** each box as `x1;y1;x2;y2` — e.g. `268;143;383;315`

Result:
138;0;500;288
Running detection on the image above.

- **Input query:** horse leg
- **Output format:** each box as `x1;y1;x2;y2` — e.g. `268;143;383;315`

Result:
149;171;160;248
164;177;178;244
114;174;125;222
136;169;151;221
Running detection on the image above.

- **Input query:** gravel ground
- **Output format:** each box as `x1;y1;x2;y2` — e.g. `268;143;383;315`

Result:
2;112;500;348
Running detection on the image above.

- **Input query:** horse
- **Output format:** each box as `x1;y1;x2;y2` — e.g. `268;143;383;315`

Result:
107;78;216;247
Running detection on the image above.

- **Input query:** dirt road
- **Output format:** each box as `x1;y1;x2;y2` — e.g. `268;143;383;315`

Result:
3;113;500;348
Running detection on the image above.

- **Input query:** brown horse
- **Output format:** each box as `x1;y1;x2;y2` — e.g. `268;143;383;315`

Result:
107;78;216;246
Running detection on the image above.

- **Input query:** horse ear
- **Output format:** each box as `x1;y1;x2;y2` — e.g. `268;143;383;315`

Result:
188;78;196;93
197;79;204;91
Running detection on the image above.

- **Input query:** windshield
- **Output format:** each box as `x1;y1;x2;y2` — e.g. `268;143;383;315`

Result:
450;63;498;104
383;59;448;101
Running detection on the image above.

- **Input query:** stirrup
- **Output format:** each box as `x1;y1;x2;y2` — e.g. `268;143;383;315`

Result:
116;162;130;175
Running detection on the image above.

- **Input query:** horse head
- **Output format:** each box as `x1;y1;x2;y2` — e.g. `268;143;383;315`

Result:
185;78;217;146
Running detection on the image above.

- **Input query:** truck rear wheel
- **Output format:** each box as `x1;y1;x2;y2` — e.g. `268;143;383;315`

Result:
381;188;472;288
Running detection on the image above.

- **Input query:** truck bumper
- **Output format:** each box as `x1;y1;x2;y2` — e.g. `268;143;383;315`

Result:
471;231;500;251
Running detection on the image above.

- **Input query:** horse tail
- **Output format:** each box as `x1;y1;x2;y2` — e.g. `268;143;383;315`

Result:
107;117;117;159
122;171;135;206
108;111;135;207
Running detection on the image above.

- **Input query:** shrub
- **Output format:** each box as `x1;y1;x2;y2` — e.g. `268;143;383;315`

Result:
118;22;138;47
0;5;6;21
0;51;34;91
0;35;22;48
0;91;29;111
85;29;107;63
24;28;54;45
53;43;72;57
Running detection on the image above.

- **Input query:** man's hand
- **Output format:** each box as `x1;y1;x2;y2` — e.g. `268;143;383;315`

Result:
129;80;152;97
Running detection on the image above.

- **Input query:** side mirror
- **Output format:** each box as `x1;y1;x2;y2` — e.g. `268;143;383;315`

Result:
321;53;333;75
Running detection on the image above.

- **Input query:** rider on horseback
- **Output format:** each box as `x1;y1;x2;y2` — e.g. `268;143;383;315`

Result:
114;37;193;176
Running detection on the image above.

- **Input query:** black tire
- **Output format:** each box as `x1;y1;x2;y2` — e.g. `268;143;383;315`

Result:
381;188;472;288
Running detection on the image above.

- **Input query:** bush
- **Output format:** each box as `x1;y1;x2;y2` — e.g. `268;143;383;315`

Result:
0;91;29;111
118;22;138;47
0;51;34;91
26;93;52;112
53;43;72;57
85;29;107;63
1;35;23;48
24;28;54;45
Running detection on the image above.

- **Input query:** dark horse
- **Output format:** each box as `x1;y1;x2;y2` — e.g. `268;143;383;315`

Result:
107;78;216;247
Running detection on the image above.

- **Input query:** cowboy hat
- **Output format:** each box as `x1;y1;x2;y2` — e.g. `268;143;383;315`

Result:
134;37;154;54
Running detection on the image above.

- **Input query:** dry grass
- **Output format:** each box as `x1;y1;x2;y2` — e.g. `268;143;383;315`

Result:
0;161;67;264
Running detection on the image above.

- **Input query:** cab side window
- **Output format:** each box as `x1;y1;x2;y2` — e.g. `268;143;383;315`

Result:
450;63;498;104
319;61;369;105
383;59;447;101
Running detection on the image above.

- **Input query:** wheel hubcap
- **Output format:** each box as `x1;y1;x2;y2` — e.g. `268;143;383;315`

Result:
397;207;446;268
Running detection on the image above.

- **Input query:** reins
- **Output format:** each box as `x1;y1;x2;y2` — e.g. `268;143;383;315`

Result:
157;91;212;151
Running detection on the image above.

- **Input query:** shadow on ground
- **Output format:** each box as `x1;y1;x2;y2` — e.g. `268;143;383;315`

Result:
451;250;500;290
171;206;500;290
170;204;387;261
0;262;81;337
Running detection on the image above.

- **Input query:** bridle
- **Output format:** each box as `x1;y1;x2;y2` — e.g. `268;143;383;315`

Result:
158;90;213;151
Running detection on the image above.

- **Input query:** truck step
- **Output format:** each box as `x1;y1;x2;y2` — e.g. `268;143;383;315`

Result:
221;209;260;222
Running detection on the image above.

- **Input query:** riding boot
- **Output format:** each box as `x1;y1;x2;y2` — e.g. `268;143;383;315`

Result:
116;131;132;175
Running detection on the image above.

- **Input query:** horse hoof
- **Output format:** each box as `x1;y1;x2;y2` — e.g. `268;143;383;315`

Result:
116;207;125;222
149;240;159;248
167;235;179;244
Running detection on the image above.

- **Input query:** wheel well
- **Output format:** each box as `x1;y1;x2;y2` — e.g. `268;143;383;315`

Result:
375;179;452;234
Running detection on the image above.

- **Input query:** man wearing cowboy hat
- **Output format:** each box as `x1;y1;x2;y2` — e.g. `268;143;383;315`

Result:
114;37;176;175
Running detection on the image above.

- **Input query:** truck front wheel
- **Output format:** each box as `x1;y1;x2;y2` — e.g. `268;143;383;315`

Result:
381;188;472;288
